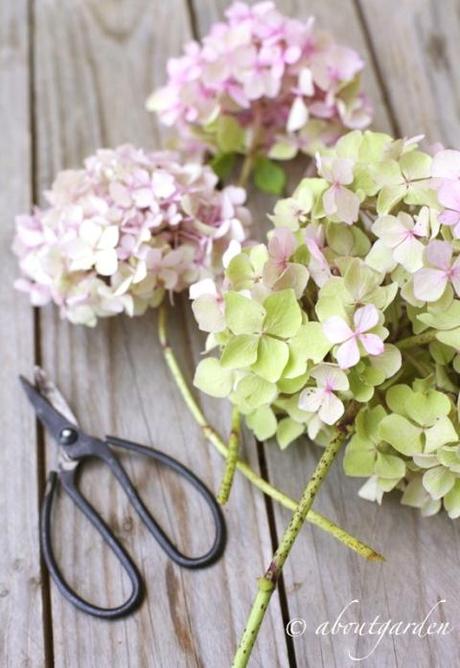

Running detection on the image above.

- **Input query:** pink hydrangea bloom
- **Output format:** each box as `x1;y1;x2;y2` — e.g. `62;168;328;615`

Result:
147;1;372;159
13;145;251;326
413;240;460;302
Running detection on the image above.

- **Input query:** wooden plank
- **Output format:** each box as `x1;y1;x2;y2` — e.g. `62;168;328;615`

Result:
194;2;460;667
0;2;48;666
358;0;460;145
33;1;287;666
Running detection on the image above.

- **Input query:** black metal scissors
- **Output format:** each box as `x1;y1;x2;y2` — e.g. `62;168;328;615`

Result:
20;368;226;620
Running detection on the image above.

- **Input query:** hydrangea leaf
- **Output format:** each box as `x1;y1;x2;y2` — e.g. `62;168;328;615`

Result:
216;116;245;153
254;156;286;195
422;466;456;500
276;417;304;449
343;435;376;476
233;374;277;411
210;152;236;180
224;292;266;335
374;452;406;480
221;334;259;369
444;480;460;519
263;289;302;338
379;414;423;455
424;416;458;453
246;406;278;441
193;358;234;398
251;335;289;382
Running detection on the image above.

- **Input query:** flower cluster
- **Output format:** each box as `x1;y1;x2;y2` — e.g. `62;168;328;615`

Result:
192;129;460;518
13;145;250;326
147;1;372;185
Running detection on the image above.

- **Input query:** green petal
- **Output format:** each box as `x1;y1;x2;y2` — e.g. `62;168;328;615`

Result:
424;416;458;453
263;289;302;338
193;358;234;398
436;327;460;349
233;374;277;411
226;254;254;290
277;372;309;394
355;405;387;440
224;292;266;335
246;406;278;441
251;335;289;383
221;334;259;369
374;452;406;480
422;466;456;500
343;435;376;476
385;384;412;416
376;184;407;215
284;322;332;376
276;417;304;449
405;390;451;427
400;150;432;180
444;480;460;519
379;414;423;455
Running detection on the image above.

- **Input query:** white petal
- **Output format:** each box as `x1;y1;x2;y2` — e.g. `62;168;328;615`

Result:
318;392;344;425
287;96;309;133
323;316;353;344
298;388;323;413
95;249;118;276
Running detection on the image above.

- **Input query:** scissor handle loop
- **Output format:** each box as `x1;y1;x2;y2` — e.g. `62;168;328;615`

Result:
40;471;143;620
104;437;226;569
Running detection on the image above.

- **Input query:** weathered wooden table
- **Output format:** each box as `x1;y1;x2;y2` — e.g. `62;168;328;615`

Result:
2;1;460;666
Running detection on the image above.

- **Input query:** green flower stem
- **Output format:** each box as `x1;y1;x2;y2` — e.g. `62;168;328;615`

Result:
217;406;241;505
158;305;383;561
232;405;360;668
396;329;437;350
238;153;255;188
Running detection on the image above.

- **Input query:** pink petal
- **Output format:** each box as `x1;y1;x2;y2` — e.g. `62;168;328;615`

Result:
323;316;354;344
413;268;448;302
334;186;360;225
359;333;384;356
268;228;296;263
336;338;360;369
438;181;460;211
439;210;460;227
298;388;323;413
425;240;453;270
432;150;460;179
353;304;379;333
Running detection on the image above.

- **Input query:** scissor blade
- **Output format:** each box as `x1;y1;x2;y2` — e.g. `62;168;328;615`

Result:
19;374;78;441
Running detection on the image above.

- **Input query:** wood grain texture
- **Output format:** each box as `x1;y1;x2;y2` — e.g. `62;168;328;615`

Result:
0;2;47;666
32;1;287;666
358;0;460;145
193;2;460;667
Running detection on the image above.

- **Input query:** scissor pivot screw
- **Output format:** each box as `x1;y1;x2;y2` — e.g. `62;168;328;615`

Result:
59;428;78;445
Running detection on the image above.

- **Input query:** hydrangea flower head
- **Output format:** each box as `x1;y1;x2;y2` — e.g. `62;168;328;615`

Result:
192;130;460;519
147;1;372;176
13;145;250;326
